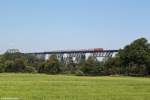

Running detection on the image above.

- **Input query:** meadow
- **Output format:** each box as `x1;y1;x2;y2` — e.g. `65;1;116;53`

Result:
0;74;150;100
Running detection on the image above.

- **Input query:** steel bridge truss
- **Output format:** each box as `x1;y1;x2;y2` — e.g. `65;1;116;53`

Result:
28;50;118;63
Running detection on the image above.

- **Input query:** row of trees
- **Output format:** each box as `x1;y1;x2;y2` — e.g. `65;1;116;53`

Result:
104;37;150;76
0;37;150;76
0;52;104;75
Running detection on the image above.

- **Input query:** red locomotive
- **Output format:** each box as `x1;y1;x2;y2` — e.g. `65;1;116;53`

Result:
80;48;103;52
93;48;103;52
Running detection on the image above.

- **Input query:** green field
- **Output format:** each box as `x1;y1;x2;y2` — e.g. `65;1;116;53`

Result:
0;74;150;100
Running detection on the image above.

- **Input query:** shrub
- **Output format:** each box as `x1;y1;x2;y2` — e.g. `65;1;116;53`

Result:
4;59;26;72
4;60;15;72
0;63;4;73
44;55;61;74
75;70;84;76
25;66;36;73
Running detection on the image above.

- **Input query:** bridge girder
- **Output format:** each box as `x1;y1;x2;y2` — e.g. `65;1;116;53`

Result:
24;49;118;63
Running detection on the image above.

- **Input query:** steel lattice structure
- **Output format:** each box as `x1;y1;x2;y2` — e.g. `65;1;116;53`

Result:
25;48;119;62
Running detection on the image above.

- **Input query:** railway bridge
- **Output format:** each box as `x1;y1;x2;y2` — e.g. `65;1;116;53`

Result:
24;48;119;63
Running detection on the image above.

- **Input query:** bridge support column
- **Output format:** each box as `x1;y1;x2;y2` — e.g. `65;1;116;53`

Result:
56;54;64;62
74;53;85;63
65;54;73;64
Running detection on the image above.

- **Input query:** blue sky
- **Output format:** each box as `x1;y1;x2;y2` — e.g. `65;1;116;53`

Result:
0;0;150;53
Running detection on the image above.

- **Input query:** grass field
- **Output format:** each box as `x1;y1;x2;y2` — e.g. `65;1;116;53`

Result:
0;74;150;100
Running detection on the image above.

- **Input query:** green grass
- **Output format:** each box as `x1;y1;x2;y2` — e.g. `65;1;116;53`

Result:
0;74;150;100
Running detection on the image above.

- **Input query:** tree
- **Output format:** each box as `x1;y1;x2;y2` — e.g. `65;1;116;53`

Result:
118;37;150;75
65;61;77;74
0;63;4;73
4;59;26;72
3;52;23;61
104;57;121;75
80;56;103;76
4;60;15;72
44;55;61;74
37;62;46;73
24;54;45;69
13;59;26;72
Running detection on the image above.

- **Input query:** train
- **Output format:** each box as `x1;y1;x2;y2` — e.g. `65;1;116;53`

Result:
51;48;104;53
79;48;103;52
93;48;104;52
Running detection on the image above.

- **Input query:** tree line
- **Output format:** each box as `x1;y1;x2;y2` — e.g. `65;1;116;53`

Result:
0;37;150;76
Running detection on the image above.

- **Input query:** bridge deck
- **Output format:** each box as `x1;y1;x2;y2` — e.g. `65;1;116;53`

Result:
26;50;119;55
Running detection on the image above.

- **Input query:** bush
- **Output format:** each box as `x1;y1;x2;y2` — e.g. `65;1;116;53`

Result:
4;60;15;72
0;63;4;73
4;59;26;72
80;56;105;76
75;70;84;76
45;62;60;74
13;59;26;72
64;62;77;74
37;63;45;73
25;66;36;73
44;55;61;74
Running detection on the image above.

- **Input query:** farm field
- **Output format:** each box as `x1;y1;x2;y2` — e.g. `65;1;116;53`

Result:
0;74;150;100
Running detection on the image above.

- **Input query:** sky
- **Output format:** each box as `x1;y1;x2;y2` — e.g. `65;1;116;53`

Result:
0;0;150;53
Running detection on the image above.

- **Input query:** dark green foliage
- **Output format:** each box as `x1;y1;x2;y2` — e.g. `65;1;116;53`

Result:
119;38;150;66
24;66;36;73
44;55;61;74
3;52;24;61
5;60;15;72
14;59;26;72
0;63;4;73
5;59;25;72
104;37;150;76
118;38;150;76
104;57;121;75
64;62;77;74
37;63;46;73
75;70;84;76
80;56;104;76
